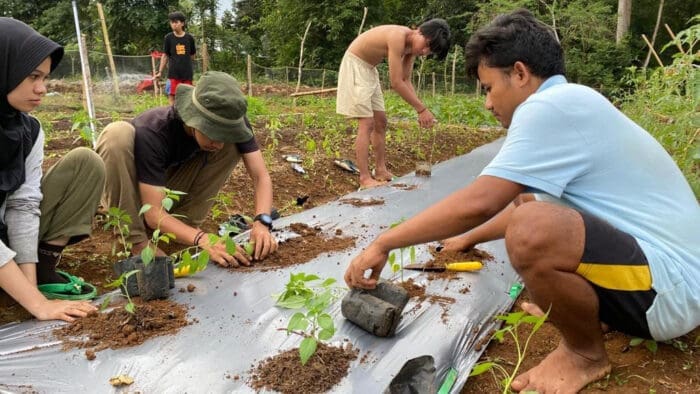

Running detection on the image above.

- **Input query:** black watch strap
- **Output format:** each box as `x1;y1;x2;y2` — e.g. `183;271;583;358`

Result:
254;213;273;230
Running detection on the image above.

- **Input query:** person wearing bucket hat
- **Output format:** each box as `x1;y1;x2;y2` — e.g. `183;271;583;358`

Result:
98;71;277;267
0;17;104;321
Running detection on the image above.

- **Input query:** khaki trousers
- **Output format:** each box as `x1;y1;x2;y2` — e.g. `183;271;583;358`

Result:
96;121;241;244
39;147;105;243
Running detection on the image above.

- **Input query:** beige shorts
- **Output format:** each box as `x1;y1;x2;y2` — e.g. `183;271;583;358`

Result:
336;51;385;118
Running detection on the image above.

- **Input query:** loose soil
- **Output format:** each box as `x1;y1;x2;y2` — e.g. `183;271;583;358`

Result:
235;223;356;272
248;341;358;393
2;88;697;393
54;299;189;358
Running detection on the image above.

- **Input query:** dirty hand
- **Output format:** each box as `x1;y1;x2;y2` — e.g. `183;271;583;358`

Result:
249;222;278;260
204;237;251;268
440;233;475;252
32;299;97;323
344;243;389;289
418;108;436;129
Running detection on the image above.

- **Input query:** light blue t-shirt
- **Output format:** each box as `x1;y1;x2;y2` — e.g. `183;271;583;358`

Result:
481;75;700;340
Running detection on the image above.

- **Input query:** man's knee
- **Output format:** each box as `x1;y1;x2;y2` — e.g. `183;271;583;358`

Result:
97;121;135;155
505;202;559;271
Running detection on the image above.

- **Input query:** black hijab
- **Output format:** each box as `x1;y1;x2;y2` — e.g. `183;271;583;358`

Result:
0;17;63;198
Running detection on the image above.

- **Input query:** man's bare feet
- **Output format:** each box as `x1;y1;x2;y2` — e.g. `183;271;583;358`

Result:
373;170;395;182
359;177;387;189
511;341;611;393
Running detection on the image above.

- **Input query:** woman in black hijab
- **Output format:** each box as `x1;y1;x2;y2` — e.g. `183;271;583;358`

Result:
0;17;104;322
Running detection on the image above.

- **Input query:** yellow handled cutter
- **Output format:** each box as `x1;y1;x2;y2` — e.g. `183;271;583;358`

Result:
403;261;483;272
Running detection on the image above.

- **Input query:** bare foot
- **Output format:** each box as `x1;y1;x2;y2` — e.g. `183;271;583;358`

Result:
359;177;387;189
511;341;611;393
373;170;395;182
521;301;609;332
521;301;546;317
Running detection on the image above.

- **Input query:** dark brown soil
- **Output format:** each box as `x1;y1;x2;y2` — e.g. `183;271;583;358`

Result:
248;341;358;393
54;299;189;357
339;197;385;206
235;223;356;272
390;183;418;191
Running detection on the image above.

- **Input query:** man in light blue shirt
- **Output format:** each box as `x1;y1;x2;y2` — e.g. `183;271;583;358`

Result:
344;8;699;393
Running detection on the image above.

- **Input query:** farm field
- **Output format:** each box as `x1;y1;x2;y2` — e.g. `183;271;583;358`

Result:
0;85;696;393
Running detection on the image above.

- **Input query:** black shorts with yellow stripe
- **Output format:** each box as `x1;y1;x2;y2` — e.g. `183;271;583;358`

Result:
577;211;656;339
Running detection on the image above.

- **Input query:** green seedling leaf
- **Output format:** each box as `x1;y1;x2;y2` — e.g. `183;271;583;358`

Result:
162;197;174;212
225;237;236;255
138;204;152;216
302;274;320;282
299;337;317;365
630;337;645;346
469;362;495;377
317;313;333;331
277;295;307;309
320;278;336;287
124;302;135;314
318;327;334;341
100;295;112;311
141;247;155;265
243;242;254;256
287;312;309;332
645;340;658;354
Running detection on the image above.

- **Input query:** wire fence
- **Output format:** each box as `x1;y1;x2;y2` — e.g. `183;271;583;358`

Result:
51;50;478;97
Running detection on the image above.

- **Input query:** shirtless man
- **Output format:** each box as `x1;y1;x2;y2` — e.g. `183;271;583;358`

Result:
336;20;451;189
344;9;700;393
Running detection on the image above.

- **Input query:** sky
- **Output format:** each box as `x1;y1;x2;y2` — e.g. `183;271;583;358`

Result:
217;0;233;18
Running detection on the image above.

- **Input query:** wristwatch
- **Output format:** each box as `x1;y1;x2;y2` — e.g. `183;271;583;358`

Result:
254;213;273;230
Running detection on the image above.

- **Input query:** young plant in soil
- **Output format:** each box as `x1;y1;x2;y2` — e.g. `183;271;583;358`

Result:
103;206;133;259
138;188;184;265
101;269;139;314
387;219;416;282
469;309;549;393
275;272;341;364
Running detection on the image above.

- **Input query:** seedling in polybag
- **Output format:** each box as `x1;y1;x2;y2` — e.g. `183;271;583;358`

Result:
103;206;133;259
274;272;341;365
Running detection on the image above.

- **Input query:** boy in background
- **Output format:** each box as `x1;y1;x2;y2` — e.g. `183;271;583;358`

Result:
156;11;196;105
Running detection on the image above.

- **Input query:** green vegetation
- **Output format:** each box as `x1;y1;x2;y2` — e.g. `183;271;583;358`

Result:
386;219;416;282
275;272;341;365
619;17;699;197
102;269;139;314
469;309;550;394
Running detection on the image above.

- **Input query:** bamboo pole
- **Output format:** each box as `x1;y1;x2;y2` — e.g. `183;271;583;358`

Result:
358;7;368;36
643;0;664;68
451;48;457;95
295;20;312;94
290;87;337;97
321;69;326;90
431;72;435;97
247;54;253;97
151;54;158;99
96;2;119;96
72;0;96;146
641;34;664;67
664;24;686;54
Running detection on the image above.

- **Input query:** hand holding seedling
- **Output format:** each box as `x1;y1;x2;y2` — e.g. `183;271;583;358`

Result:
200;235;252;268
344;242;389;290
249;221;278;260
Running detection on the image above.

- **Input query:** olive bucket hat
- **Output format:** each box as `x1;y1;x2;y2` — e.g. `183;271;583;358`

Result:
175;71;252;143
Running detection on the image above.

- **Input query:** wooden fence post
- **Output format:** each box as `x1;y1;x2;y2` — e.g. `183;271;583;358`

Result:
96;2;119;96
247;54;253;97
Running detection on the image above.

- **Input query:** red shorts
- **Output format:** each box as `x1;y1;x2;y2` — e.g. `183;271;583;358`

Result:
169;79;193;96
